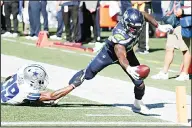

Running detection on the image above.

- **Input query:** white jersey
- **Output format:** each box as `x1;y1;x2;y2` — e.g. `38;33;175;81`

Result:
1;65;41;105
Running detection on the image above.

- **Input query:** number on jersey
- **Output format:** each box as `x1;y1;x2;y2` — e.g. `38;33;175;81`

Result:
1;74;19;102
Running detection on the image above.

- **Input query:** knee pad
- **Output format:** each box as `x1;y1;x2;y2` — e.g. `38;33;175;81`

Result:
68;70;85;87
134;83;145;100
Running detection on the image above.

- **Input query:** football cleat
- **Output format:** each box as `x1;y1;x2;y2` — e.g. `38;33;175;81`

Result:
175;72;189;81
151;71;169;80
132;99;150;115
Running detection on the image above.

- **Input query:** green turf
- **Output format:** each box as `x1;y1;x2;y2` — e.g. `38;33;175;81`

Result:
1;94;166;123
1;37;191;95
1;35;190;127
1;76;171;126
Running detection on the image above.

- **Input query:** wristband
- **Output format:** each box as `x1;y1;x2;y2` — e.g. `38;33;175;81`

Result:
71;84;76;89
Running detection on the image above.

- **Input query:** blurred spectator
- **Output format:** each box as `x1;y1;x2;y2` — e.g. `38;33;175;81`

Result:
175;0;191;79
81;1;100;43
2;0;19;37
27;0;48;40
22;0;30;35
132;1;152;54
50;1;64;40
1;1;6;34
151;1;190;81
62;1;80;43
175;0;191;51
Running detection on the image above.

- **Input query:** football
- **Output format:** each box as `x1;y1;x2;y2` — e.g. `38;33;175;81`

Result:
155;28;167;38
136;65;150;79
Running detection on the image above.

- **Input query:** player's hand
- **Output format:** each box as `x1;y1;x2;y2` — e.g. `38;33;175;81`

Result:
126;65;140;80
158;24;173;33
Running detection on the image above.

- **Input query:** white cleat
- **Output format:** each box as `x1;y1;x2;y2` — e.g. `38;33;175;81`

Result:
132;99;150;115
50;35;62;40
175;72;189;81
151;71;169;80
12;33;18;38
2;32;12;37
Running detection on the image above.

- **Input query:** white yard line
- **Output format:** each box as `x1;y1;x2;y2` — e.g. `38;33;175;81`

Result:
20;42;35;46
2;38;17;42
58;102;91;104
86;114;133;117
1;54;191;126
79;53;94;57
44;47;57;50
60;49;76;53
1;121;181;126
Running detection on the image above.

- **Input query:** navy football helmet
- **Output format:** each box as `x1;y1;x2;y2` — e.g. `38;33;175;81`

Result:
122;8;145;35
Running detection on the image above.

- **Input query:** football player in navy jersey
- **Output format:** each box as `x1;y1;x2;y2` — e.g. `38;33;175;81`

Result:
47;8;173;114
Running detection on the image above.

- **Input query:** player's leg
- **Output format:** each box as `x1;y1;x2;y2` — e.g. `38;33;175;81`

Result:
151;28;179;80
119;50;149;114
175;27;191;81
69;44;117;87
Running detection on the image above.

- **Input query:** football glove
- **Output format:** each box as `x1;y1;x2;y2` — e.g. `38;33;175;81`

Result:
126;65;140;80
158;24;173;33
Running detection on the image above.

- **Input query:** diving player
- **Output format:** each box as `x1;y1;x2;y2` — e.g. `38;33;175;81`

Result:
1;64;72;105
51;8;173;115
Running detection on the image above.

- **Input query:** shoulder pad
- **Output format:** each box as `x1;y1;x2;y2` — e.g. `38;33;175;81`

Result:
111;34;126;43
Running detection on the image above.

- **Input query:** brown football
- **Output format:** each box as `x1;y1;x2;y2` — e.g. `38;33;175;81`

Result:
136;65;150;79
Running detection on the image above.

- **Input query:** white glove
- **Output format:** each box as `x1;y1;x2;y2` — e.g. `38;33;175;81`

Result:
158;24;173;33
126;65;140;80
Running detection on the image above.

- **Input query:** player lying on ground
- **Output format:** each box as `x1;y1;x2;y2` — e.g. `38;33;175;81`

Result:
52;8;172;114
1;64;72;105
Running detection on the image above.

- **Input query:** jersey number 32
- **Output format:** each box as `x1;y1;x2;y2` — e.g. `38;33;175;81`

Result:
1;74;19;102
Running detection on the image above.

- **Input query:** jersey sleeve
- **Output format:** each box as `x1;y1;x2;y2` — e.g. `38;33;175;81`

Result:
110;23;133;46
111;33;132;45
26;93;41;101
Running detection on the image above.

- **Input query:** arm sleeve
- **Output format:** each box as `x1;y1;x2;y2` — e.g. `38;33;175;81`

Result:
27;93;41;101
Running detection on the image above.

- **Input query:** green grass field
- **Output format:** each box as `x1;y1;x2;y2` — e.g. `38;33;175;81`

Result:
1;33;191;127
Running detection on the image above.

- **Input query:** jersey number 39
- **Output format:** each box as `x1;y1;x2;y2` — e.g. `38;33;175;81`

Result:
1;75;19;102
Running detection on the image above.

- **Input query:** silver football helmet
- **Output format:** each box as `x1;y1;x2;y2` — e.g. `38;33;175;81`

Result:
23;64;49;90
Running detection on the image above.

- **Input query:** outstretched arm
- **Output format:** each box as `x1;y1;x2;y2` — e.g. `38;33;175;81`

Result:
141;11;173;33
39;85;75;102
141;11;159;28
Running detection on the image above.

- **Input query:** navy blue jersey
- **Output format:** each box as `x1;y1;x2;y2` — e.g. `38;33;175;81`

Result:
106;21;143;52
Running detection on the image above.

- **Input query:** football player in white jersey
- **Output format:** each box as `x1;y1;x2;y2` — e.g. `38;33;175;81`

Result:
1;64;73;106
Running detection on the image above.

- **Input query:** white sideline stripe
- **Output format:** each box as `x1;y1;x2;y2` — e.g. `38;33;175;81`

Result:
80;53;94;57
1;122;180;126
62;108;110;110
3;38;17;42
60;49;76;53
86;114;133;117
20;42;35;46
